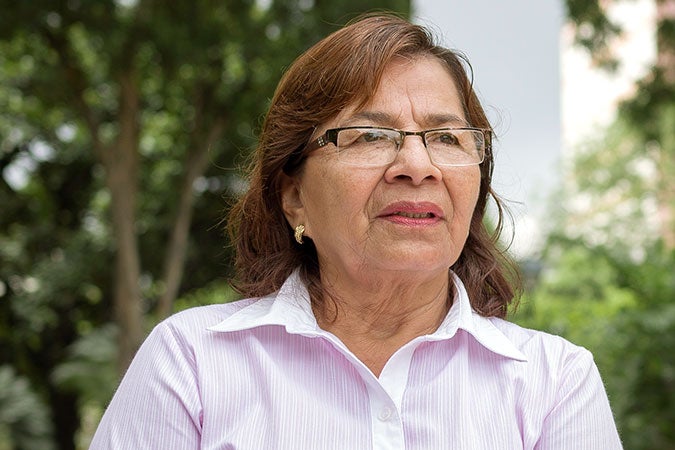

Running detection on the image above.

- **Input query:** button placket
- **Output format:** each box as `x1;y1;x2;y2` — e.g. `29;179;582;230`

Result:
378;406;393;421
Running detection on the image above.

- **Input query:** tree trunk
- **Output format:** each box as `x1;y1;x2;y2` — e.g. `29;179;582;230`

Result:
100;71;144;373
49;387;79;450
156;119;226;318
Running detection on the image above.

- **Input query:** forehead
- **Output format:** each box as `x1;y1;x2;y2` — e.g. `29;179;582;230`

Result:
336;55;467;128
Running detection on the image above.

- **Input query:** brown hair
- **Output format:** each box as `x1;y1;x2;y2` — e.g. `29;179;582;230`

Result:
227;14;520;318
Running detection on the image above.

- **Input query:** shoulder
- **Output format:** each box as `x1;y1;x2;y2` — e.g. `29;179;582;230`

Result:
485;320;621;447
166;298;256;327
490;317;589;355
485;319;611;418
148;298;258;346
487;317;596;375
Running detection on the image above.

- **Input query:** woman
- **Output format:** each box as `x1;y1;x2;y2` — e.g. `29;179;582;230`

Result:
90;15;622;449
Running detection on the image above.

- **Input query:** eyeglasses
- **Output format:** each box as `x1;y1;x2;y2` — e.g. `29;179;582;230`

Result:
304;126;490;167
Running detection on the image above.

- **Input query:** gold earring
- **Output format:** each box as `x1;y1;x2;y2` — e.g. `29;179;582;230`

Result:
294;224;305;244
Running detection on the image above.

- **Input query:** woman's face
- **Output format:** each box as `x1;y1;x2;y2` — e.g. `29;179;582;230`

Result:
282;56;481;284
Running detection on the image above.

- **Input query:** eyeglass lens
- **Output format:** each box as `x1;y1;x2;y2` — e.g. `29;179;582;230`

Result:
334;128;484;166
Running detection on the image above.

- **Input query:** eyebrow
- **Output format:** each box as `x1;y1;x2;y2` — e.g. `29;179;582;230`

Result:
342;111;470;128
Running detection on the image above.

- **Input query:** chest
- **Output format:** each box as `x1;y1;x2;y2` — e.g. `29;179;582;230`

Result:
194;330;549;450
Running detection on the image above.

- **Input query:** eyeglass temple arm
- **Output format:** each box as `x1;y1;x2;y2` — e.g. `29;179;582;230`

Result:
483;129;492;154
305;129;340;153
284;129;340;173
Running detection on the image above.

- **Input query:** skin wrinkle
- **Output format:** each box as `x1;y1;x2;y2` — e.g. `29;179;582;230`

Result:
339;112;469;130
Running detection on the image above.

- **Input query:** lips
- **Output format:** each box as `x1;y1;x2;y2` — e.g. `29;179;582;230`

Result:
394;211;435;219
378;201;444;222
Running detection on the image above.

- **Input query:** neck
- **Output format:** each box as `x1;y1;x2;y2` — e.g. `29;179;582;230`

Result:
313;269;452;376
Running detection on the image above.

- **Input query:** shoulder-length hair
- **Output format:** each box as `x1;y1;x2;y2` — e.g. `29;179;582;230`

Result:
227;14;520;318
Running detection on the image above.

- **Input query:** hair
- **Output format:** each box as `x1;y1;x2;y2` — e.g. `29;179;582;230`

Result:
227;14;521;318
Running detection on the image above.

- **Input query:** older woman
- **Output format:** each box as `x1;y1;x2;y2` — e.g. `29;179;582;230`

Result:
90;15;622;449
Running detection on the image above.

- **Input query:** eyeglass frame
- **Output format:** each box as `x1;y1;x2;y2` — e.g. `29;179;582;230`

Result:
284;126;492;172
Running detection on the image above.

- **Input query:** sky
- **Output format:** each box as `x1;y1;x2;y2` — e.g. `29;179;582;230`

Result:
412;0;655;257
413;0;564;256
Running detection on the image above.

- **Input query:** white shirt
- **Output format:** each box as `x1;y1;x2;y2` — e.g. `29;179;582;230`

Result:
90;271;622;449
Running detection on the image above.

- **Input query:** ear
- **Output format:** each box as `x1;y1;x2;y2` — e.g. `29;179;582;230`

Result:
280;173;305;227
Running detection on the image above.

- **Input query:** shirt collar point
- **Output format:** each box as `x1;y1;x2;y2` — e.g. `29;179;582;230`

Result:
447;273;528;362
207;270;319;335
468;315;529;362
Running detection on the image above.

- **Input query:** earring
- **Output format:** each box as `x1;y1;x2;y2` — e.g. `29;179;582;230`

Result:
294;224;305;244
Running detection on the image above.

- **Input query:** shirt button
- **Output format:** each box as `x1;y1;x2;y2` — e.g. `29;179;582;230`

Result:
378;407;393;421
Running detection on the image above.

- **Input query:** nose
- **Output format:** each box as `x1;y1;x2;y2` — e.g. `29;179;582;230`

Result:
383;133;442;185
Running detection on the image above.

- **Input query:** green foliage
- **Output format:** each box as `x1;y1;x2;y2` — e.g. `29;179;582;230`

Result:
564;0;622;69
173;281;241;313
50;325;118;407
515;243;675;449
1;1;411;449
528;6;674;447
551;114;669;259
513;243;637;361
0;365;54;450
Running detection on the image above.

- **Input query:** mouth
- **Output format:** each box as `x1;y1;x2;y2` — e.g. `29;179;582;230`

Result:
392;211;436;219
378;201;445;222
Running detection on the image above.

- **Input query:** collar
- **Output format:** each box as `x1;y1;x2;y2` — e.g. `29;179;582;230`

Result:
208;269;527;362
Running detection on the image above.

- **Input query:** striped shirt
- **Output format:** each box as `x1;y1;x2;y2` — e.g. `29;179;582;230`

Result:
90;271;622;449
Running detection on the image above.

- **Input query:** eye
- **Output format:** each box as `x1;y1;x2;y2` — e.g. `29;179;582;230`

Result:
433;131;460;146
337;128;396;148
358;130;392;143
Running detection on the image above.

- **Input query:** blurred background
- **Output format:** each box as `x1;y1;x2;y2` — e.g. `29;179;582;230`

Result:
0;0;672;449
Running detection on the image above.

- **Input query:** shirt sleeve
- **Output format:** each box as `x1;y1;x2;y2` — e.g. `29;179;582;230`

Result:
535;348;623;449
89;321;202;449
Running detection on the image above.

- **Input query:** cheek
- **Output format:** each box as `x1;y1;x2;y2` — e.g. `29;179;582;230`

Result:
447;169;481;221
300;162;380;233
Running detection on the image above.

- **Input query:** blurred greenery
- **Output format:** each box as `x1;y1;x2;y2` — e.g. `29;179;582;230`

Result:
512;2;675;448
1;0;673;449
0;366;54;450
0;1;410;449
514;241;675;449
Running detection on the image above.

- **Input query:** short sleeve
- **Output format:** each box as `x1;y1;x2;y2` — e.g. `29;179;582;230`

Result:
535;349;622;449
89;321;202;449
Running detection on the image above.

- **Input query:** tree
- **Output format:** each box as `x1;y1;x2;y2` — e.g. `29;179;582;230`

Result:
514;1;675;447
0;2;410;449
563;0;675;248
0;366;54;450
